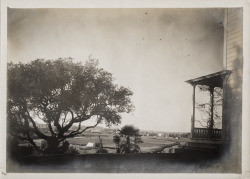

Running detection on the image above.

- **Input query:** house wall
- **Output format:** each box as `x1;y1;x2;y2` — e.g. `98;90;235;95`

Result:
223;8;243;173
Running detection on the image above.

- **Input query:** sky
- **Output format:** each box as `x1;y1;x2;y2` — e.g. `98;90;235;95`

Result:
7;8;224;132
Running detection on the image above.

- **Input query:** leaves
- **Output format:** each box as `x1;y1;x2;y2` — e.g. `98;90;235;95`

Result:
196;85;223;129
114;125;143;154
113;135;121;145
7;57;134;151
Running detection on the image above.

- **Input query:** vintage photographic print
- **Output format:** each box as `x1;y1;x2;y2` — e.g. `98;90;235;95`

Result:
3;5;245;175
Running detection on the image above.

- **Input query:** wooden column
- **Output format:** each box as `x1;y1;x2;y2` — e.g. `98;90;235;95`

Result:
191;84;196;139
209;86;215;129
222;76;228;141
209;86;215;139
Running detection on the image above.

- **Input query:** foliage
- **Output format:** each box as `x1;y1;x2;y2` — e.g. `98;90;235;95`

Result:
120;143;141;154
96;148;108;154
113;135;121;145
196;85;223;129
40;139;79;154
113;125;143;154
95;135;108;153
18;145;35;156
67;146;80;155
95;135;103;148
7;58;134;154
119;125;140;136
113;135;121;153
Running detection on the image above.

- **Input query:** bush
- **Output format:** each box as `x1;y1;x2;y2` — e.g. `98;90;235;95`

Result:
60;140;70;153
40;140;48;151
41;140;79;155
96;148;108;154
18;145;34;156
68;146;80;155
120;143;141;154
113;125;143;154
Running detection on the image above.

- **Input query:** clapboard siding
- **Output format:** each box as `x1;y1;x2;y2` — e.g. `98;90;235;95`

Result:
227;25;243;33
223;8;243;171
226;8;243;69
228;21;242;30
227;28;243;37
228;24;243;33
228;25;243;32
227;48;240;55
227;34;243;42
228;8;242;15
228;14;242;22
228;31;243;40
227;48;239;56
227;38;242;46
227;18;243;30
227;41;242;50
228;28;243;36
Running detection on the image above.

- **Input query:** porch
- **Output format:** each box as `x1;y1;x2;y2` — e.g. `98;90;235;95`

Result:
193;128;221;139
185;70;232;143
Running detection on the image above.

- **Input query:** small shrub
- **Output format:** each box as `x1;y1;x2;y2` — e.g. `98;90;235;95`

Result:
95;135;108;154
40;140;48;151
41;140;79;155
120;143;141;154
68;146;80;155
60;140;70;153
96;148;108;154
18;145;34;156
95;142;101;148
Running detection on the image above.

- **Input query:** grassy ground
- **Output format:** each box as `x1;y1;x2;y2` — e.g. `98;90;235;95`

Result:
21;133;184;154
66;134;177;154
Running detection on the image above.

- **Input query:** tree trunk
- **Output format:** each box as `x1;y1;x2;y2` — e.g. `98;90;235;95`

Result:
126;136;130;153
27;138;42;153
45;137;61;154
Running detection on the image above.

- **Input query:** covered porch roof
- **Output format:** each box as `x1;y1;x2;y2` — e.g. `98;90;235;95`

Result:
185;70;233;88
185;70;233;140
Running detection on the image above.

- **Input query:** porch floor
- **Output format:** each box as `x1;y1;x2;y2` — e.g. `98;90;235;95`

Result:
183;138;223;153
186;138;222;144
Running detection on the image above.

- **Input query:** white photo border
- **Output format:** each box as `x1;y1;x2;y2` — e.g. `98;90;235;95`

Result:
1;0;250;178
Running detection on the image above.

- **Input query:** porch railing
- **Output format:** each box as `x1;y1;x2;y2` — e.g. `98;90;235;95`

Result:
193;128;222;139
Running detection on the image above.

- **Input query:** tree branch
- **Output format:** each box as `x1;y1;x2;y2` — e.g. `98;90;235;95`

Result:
48;121;56;136
22;109;49;140
195;120;207;128
13;133;41;152
62;112;68;127
59;120;101;142
26;133;42;152
62;110;91;133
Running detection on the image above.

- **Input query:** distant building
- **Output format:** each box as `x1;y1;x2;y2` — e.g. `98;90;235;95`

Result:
90;129;102;134
86;142;95;147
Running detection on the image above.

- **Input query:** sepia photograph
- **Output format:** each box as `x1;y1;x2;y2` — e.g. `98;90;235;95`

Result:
1;2;248;176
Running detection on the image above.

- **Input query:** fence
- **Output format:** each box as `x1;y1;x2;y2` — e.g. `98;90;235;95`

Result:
193;128;222;139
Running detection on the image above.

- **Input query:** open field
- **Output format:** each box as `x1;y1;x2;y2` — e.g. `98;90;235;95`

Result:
25;133;183;154
65;135;180;154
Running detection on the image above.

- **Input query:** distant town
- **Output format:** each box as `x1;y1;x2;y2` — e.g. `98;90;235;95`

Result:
37;123;190;139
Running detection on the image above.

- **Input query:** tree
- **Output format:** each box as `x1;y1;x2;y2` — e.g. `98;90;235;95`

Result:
195;85;223;131
7;58;134;154
95;135;108;154
113;135;121;153
116;125;143;154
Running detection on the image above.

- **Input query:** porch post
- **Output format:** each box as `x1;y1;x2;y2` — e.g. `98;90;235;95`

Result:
209;86;215;138
191;84;196;139
222;76;229;141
